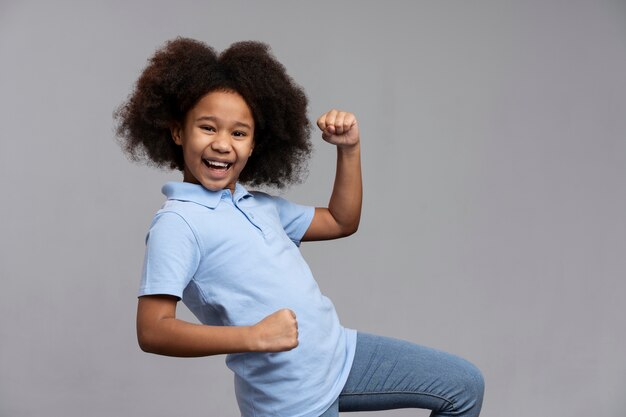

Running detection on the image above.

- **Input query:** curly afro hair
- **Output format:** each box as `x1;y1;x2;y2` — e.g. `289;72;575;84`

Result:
114;37;312;188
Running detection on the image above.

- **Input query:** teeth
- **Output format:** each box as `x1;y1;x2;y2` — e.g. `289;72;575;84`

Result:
205;160;229;168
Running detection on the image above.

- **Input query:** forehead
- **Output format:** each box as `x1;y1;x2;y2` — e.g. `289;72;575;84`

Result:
189;90;254;124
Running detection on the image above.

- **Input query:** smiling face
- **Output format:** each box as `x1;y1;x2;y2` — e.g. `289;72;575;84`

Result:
171;90;255;193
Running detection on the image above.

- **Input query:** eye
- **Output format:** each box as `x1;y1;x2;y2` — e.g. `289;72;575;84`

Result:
200;125;216;132
232;130;247;137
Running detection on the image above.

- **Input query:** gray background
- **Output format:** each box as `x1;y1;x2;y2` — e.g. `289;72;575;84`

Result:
1;1;625;416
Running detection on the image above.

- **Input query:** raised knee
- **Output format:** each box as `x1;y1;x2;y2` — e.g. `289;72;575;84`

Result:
469;363;485;401
458;360;485;413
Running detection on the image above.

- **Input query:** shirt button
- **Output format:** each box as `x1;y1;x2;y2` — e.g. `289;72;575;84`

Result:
249;213;255;219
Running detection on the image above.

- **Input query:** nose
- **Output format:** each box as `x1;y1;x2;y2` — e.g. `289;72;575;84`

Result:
210;131;232;153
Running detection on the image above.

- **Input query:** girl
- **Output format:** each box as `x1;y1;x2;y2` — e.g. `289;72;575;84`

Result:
115;38;484;417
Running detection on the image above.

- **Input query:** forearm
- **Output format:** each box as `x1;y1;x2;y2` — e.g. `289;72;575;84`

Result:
138;316;255;357
327;143;362;235
137;296;298;357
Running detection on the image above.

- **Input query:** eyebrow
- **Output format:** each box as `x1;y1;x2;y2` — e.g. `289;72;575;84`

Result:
195;115;252;130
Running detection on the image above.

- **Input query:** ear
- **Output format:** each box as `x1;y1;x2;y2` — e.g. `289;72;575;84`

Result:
249;139;255;157
170;122;183;146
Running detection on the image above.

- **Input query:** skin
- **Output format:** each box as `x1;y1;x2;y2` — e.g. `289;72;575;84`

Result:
170;90;255;194
137;94;362;357
303;109;362;241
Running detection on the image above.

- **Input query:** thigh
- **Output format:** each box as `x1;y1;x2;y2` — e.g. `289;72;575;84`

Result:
338;332;484;417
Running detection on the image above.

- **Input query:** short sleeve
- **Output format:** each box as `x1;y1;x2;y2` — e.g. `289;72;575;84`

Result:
270;196;315;246
138;211;201;299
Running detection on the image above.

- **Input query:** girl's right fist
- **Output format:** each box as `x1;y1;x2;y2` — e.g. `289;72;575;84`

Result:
251;309;299;352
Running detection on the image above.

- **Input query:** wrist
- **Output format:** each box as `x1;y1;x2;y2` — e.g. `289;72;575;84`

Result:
337;140;360;156
243;325;261;352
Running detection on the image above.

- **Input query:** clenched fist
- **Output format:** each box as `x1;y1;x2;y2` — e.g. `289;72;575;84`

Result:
317;109;360;148
250;309;299;352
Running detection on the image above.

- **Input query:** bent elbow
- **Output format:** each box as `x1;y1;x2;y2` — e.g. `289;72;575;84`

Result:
137;328;158;353
137;333;151;353
341;222;359;237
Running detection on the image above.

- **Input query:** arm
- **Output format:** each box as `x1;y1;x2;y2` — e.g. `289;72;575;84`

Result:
302;109;362;241
137;295;299;357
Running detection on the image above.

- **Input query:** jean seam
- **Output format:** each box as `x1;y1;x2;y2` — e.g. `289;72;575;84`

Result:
341;390;458;412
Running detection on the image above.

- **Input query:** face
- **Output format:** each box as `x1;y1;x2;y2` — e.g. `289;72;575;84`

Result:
172;90;255;193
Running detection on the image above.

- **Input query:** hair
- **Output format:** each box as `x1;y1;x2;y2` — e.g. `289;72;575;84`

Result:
114;37;312;188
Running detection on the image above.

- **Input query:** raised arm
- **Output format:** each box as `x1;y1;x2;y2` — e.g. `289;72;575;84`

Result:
137;295;299;357
302;109;362;241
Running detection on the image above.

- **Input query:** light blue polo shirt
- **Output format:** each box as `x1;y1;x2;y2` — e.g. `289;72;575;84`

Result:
139;181;356;417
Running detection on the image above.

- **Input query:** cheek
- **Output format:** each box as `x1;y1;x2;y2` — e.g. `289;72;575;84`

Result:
182;146;195;162
183;138;204;156
236;142;254;161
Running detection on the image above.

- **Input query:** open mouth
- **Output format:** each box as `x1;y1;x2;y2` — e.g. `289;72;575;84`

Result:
203;159;233;171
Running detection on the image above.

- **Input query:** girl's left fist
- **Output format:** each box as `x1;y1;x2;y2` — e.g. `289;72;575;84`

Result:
317;109;360;148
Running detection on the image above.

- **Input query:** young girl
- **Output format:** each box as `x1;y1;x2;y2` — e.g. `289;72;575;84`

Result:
115;38;484;417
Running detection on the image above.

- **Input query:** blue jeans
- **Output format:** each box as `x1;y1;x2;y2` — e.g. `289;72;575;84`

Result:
319;332;484;416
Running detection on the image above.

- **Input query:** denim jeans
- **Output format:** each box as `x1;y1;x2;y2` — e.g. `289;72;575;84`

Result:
319;332;484;416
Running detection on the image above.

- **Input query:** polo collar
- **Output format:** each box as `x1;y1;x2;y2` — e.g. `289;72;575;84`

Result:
162;181;252;209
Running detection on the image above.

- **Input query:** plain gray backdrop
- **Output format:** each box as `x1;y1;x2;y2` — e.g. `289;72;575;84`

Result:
1;1;625;416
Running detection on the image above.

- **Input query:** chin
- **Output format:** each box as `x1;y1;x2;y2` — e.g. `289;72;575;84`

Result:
201;182;226;191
